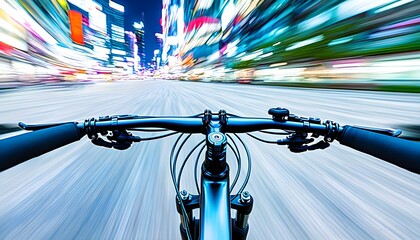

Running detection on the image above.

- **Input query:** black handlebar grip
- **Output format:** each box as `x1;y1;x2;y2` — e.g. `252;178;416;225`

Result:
338;126;420;174
0;123;85;172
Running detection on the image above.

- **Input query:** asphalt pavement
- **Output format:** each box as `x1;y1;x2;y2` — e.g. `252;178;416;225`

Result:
0;80;419;239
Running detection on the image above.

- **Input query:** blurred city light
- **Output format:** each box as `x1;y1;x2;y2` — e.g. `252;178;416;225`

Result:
158;0;420;86
133;21;144;30
0;0;419;88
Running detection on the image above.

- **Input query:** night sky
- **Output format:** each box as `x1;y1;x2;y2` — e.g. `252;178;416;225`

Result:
116;0;163;63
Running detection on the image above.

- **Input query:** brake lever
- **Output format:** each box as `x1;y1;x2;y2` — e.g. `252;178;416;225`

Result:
288;140;330;153
91;130;141;150
276;132;332;153
276;132;314;145
107;134;141;142
277;137;314;145
91;137;132;150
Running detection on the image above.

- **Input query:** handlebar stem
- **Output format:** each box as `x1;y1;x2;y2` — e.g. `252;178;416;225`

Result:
203;110;229;178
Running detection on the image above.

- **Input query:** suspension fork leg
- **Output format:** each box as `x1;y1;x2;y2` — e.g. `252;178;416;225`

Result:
176;191;199;240
231;191;254;240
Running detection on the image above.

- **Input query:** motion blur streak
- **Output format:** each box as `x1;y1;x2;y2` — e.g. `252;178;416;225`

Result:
1;0;420;87
155;0;420;88
1;0;420;239
0;80;419;239
0;0;119;88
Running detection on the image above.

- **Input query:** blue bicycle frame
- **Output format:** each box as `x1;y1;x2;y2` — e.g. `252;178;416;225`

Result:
200;170;231;239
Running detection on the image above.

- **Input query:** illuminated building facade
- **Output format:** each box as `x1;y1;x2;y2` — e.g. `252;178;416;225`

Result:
107;0;126;67
68;0;125;67
175;0;420;70
125;31;138;73
155;33;164;69
18;0;74;48
0;0;107;82
68;0;111;65
150;49;161;70
134;22;146;70
161;0;185;69
162;0;225;69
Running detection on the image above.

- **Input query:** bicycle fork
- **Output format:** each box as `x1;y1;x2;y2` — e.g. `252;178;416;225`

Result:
176;190;254;240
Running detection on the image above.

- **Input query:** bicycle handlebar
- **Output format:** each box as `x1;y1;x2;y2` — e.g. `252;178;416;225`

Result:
0;110;418;174
81;117;333;134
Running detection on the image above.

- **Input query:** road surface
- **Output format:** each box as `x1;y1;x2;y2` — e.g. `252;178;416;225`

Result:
1;80;419;239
